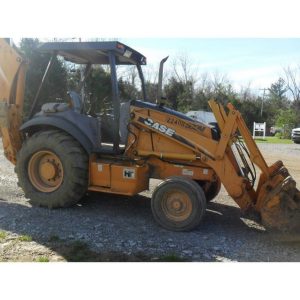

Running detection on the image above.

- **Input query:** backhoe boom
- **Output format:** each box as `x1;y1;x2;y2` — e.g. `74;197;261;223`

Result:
0;38;27;164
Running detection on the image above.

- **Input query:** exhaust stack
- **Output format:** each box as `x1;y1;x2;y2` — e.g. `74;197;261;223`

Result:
156;56;169;104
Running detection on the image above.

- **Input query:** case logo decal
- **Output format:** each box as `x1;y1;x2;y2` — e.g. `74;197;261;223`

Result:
143;118;175;137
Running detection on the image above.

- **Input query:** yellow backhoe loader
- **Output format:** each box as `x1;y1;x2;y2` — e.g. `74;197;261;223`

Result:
0;38;299;232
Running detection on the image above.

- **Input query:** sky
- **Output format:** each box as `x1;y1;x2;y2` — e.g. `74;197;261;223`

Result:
120;38;300;92
12;37;300;94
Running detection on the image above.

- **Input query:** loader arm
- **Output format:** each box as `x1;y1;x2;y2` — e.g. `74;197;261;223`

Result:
129;100;300;232
0;38;27;164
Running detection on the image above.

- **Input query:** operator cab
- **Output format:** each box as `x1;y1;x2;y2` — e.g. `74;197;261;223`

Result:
30;41;147;154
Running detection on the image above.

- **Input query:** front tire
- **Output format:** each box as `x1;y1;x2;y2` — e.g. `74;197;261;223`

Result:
151;176;207;231
16;130;88;208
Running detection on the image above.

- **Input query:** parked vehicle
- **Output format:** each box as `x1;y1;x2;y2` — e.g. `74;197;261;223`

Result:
186;110;216;125
291;126;300;144
270;126;283;136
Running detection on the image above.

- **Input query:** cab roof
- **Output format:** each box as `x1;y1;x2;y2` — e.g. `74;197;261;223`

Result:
38;41;147;65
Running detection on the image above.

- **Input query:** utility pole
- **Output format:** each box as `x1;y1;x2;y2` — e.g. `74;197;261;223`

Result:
259;88;268;117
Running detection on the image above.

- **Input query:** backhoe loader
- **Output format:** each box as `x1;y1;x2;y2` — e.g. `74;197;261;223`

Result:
0;38;299;232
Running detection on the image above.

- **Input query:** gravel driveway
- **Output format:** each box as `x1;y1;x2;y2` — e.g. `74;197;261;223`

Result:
0;142;300;262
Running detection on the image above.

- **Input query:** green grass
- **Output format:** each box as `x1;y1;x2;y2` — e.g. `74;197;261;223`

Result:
252;137;293;144
36;256;49;262
0;231;7;240
18;235;32;242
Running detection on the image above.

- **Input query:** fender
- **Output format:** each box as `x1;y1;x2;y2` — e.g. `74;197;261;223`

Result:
20;115;94;154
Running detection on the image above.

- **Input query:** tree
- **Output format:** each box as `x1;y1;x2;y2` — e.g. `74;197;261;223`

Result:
283;66;300;102
84;66;112;114
275;109;297;138
118;77;139;101
164;77;193;111
267;78;289;110
268;78;287;100
235;98;265;130
172;52;197;85
20;38;68;119
144;81;158;103
163;53;197;112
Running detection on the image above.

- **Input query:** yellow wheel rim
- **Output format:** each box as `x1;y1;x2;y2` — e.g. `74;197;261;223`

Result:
161;189;192;222
28;151;64;192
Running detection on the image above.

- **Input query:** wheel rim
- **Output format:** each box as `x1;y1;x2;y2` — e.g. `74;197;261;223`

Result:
28;150;64;192
161;189;192;222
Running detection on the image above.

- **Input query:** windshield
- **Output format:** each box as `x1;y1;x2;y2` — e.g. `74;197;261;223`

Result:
67;63;146;116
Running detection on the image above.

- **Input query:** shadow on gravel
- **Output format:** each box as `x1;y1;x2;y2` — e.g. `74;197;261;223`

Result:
0;192;292;262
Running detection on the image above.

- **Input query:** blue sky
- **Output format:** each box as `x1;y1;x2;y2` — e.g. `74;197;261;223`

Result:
12;37;300;92
121;38;300;91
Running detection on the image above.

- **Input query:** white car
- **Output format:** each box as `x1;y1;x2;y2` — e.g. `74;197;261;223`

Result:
291;127;300;144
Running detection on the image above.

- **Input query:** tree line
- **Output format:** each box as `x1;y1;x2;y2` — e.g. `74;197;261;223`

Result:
20;39;300;137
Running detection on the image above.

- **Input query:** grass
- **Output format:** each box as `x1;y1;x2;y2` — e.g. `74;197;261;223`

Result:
36;256;49;262
0;231;7;240
253;137;293;144
18;235;32;242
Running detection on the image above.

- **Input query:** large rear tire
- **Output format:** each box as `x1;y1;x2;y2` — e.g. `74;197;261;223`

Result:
16;130;88;208
151;176;207;231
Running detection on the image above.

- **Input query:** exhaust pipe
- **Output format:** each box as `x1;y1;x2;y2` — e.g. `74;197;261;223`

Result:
156;56;169;104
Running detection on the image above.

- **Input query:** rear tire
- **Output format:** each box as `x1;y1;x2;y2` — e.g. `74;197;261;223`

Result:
16;130;88;208
151;176;207;231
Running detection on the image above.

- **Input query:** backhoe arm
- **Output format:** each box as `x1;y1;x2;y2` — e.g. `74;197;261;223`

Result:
0;38;27;164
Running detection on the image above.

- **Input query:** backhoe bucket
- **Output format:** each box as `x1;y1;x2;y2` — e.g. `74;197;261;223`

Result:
256;163;300;233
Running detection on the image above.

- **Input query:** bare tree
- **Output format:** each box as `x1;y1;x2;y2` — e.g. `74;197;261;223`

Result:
239;82;254;102
143;64;158;84
172;52;198;85
195;72;213;98
211;71;230;90
283;65;300;102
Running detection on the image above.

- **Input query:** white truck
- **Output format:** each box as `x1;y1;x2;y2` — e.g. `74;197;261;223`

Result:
291;126;300;144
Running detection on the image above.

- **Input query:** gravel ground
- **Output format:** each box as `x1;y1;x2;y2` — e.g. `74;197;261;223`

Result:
0;142;300;262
